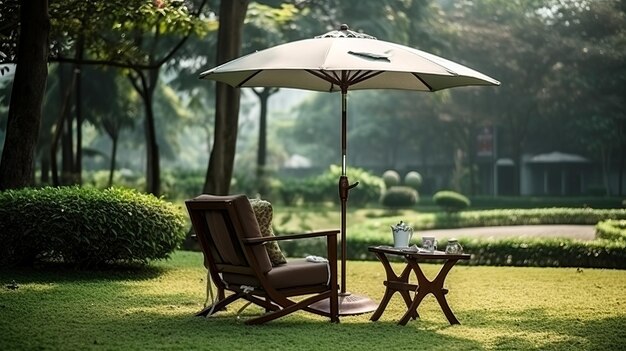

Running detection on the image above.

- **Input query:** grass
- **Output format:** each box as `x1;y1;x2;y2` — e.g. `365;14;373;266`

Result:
2;251;626;350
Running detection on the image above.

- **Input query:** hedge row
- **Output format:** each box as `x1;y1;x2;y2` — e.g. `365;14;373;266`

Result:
279;236;626;269
278;208;626;269
596;220;626;241
418;208;626;229
0;186;186;267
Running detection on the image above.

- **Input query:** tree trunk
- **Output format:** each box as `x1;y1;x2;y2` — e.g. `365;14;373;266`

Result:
144;87;160;195
108;136;118;188
468;129;477;196
203;0;249;195
617;144;626;196
50;65;76;186
253;87;277;197
61;118;74;184
601;146;612;196
74;34;85;185
0;0;49;190
40;153;50;184
129;68;161;195
618;119;625;196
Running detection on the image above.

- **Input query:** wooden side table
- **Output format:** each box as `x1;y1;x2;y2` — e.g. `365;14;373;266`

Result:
368;245;470;326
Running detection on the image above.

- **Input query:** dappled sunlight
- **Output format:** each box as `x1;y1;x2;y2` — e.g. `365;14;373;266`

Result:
2;251;625;350
444;325;589;350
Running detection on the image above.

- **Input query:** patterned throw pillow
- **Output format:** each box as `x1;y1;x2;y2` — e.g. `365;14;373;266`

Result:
249;198;287;266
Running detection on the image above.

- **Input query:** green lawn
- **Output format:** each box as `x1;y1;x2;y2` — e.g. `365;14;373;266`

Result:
2;251;626;350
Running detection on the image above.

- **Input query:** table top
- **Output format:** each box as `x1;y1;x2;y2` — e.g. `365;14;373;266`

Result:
368;245;470;260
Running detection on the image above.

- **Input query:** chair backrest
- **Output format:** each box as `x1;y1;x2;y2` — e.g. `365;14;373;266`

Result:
186;194;273;275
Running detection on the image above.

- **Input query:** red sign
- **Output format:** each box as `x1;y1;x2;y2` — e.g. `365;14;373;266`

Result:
477;126;493;157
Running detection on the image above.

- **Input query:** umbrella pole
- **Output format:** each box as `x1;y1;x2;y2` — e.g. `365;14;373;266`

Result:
339;176;349;295
335;89;377;315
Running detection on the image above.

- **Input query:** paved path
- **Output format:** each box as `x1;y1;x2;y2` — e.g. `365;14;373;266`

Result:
418;225;596;241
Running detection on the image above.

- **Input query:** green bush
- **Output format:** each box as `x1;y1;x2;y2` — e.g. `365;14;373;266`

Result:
281;236;626;269
404;171;423;190
382;170;401;189
279;207;626;269
381;186;418;208
423;208;626;229
433;190;471;213
326;165;384;205
83;170;143;191
277;166;384;206
0;186;186;267
596;220;626;241
161;170;204;200
456;237;626;268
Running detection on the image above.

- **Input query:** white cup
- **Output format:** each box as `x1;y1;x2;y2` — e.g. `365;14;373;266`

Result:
422;236;438;252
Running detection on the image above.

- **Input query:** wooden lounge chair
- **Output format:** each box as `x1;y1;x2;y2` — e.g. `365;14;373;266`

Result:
185;194;339;324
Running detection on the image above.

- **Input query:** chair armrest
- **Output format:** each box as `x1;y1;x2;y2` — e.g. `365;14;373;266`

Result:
243;230;339;245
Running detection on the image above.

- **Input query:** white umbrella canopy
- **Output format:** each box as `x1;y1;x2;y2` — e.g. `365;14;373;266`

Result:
199;24;499;316
200;29;500;92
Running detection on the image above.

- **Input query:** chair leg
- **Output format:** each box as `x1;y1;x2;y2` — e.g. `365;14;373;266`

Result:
244;294;280;312
196;293;243;317
330;287;339;323
245;293;333;325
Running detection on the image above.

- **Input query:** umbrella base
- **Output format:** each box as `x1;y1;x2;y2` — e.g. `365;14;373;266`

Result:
309;292;378;316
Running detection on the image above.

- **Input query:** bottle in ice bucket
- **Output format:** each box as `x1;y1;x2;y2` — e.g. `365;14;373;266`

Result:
445;238;463;254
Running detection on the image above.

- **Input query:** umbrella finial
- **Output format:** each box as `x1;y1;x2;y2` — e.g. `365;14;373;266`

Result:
315;24;377;40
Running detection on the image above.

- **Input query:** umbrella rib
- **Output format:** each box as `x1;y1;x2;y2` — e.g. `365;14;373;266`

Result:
411;73;434;91
349;70;382;85
307;69;385;89
306;69;342;89
236;70;263;88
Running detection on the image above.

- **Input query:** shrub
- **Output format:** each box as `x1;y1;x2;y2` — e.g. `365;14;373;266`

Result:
326;165;384;206
404;171;423;190
277;166;384;206
161;170;204;200
382;170;401;189
0;186;186;267
421;208;626;230
596;220;626;241
381;186;419;208
281;236;626;269
275;207;626;268
433;190;471;213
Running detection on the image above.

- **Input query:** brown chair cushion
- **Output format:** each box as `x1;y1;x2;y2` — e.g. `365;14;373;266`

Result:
223;259;329;290
249;198;287;266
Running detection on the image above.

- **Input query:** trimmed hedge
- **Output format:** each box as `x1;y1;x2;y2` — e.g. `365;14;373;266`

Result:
280;236;626;269
421;208;626;229
382;170;401;188
381;186;419;208
596;219;626;241
404;171;423;190
433;190;471;212
278;165;384;206
0;186;186;267
278;207;626;269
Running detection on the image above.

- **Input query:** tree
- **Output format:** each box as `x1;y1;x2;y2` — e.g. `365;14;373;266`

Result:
125;0;208;195
244;2;299;196
542;0;626;195
0;0;49;190
438;0;626;195
434;0;566;195
1;0;210;194
203;0;249;195
81;66;138;187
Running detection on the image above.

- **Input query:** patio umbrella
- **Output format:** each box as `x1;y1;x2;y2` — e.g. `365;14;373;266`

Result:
199;24;500;315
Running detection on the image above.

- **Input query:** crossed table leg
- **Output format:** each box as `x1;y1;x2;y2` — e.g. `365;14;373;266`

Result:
369;248;466;326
